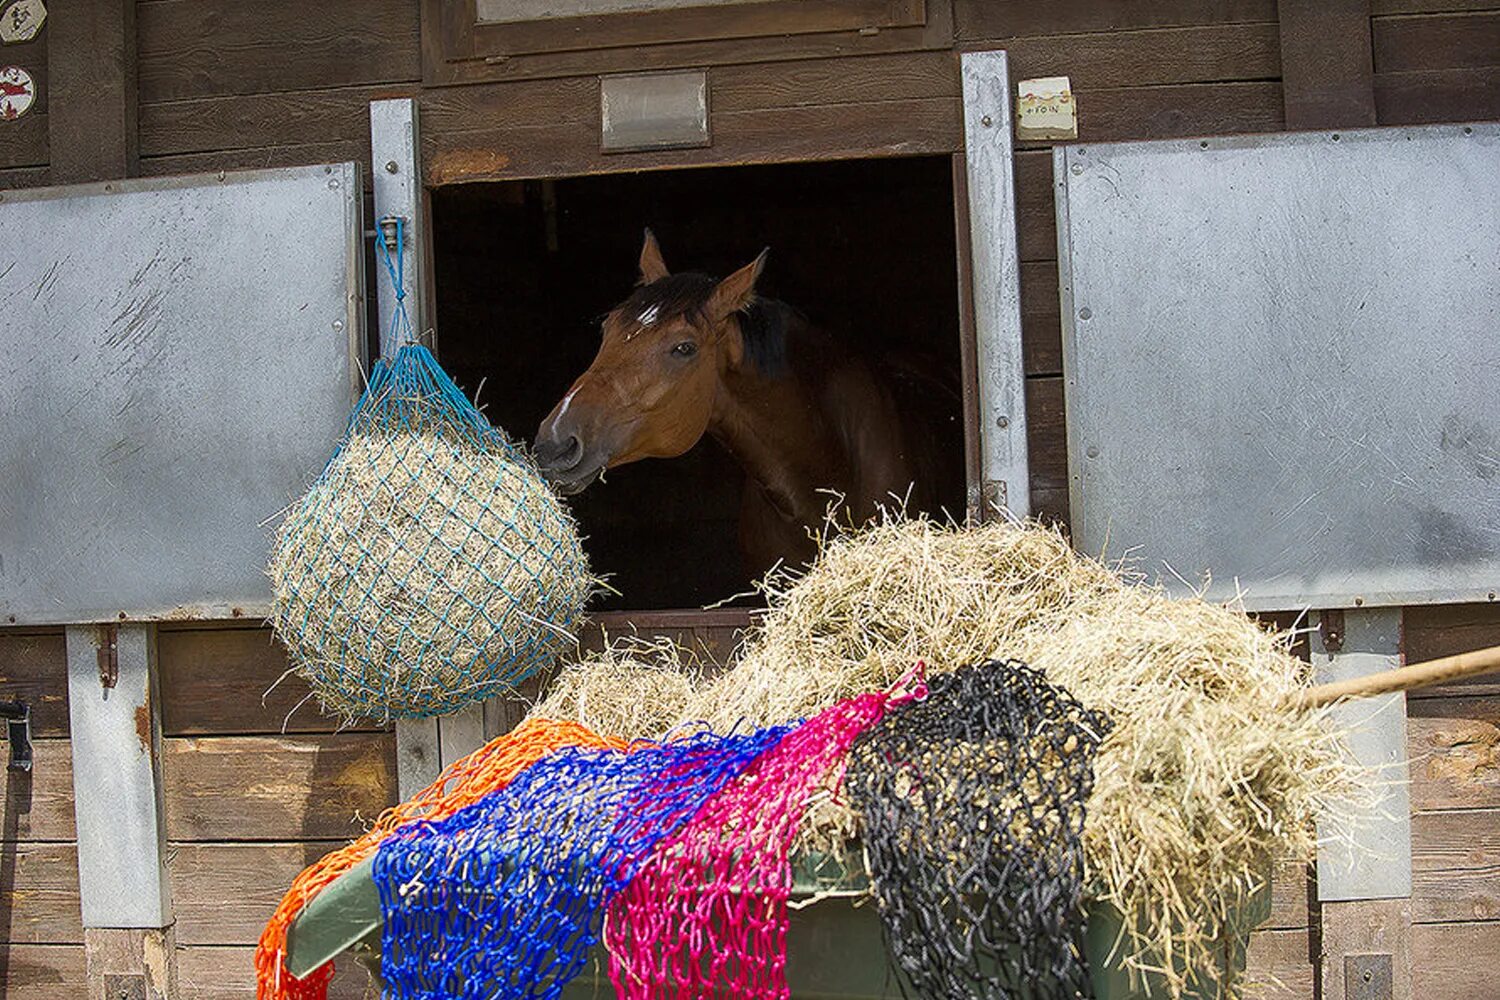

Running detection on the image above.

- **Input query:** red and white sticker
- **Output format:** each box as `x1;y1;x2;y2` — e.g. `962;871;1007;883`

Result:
0;65;33;121
0;0;45;44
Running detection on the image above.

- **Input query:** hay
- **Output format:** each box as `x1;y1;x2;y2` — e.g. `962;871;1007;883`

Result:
534;516;1357;995
270;431;592;721
531;636;699;739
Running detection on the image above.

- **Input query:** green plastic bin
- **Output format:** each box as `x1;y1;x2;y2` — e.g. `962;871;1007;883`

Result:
285;850;1269;999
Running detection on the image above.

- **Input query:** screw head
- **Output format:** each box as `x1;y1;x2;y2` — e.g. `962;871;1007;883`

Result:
1086;445;1100;459
980;114;993;128
1078;307;1092;321
328;178;341;190
385;160;400;173
1071;163;1084;175
332;319;345;332
996;415;1009;429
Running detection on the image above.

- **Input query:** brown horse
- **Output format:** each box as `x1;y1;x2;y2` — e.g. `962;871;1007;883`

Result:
534;231;958;577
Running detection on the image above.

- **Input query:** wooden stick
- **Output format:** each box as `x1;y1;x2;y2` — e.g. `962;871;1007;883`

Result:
1293;642;1500;710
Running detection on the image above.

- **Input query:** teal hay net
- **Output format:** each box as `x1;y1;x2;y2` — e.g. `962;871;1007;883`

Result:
846;660;1112;1000
267;342;592;721
372;724;792;1000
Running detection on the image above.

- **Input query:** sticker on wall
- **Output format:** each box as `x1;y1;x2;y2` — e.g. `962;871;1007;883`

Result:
0;0;46;45
1016;76;1077;142
0;65;34;120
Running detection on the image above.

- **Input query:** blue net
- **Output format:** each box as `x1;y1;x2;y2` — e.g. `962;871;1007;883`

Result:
268;342;592;722
373;724;794;999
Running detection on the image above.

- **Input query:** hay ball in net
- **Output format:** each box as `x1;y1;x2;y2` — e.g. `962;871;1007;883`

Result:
269;429;592;721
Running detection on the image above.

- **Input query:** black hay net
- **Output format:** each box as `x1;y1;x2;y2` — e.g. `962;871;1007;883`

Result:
847;659;1112;1000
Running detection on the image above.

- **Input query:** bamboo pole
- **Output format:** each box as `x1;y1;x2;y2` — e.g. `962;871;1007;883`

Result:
1293;642;1500;711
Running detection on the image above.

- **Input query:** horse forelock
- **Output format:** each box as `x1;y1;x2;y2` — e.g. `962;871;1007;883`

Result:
616;271;789;376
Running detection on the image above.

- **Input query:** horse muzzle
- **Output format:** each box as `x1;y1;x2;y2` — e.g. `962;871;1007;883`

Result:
534;429;608;495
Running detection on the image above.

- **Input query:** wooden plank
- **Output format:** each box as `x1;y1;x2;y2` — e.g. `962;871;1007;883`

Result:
1277;0;1378;129
1373;0;1500;11
1412;865;1500;924
168;842;343;946
46;0;136;183
0;631;68;738
1025;376;1068;526
423;96;962;184
1014;150;1056;263
1020;261;1062;375
137;0;421;103
137;139;371;183
1372;11;1500;74
0;842;82;944
1243;926;1315;998
1405;604;1500;696
955;0;1278;40
0;112;48;170
82;926;175;1000
65;625;170;927
1;739;77;841
0;944;86;999
0;165;49;191
1376;65;1500;124
1015;81;1287;150
1412;807;1500;871
162;734;396;841
1412;921;1500;999
1408;709;1500;811
712;49;960;113
177;944;373;1000
157;627;385;736
139;84;418;159
1267;856;1313;930
1003;22;1282;89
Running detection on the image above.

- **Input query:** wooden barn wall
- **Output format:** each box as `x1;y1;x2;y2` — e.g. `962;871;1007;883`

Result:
0;632;83;999
0;1;1497;997
154;625;394;998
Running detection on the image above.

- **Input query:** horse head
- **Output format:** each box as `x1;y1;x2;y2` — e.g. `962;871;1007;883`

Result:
535;230;767;494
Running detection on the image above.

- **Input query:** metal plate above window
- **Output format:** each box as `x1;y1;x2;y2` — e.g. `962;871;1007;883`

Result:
601;70;709;153
0;164;365;624
477;0;757;22
1055;124;1500;611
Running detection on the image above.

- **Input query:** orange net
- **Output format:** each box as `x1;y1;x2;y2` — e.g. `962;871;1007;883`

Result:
255;717;625;1000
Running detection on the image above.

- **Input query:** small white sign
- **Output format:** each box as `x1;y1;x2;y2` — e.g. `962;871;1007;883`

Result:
0;64;34;121
0;0;46;45
1017;75;1077;142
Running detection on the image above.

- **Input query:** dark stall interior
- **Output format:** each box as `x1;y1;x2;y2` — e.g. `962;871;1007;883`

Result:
430;156;965;610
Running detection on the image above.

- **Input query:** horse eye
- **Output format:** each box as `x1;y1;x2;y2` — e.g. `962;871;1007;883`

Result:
671;341;698;358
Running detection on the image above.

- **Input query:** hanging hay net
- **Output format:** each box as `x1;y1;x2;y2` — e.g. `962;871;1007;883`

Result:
268;343;592;722
848;659;1110;1000
533;516;1358;996
605;678;922;1000
255;718;626;1000
373;724;791;999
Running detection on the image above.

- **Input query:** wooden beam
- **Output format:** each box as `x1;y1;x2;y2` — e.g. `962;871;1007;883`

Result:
1277;0;1378;128
46;0;137;183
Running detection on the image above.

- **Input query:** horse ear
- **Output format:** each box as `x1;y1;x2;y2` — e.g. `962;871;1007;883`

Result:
639;228;670;284
708;249;767;320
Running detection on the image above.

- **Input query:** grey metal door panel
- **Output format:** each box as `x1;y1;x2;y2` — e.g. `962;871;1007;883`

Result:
1055;124;1500;611
0;164;365;624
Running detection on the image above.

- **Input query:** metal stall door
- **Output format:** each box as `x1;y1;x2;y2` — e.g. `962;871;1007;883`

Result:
0;165;366;625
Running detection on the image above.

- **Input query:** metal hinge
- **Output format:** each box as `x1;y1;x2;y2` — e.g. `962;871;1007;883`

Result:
96;622;119;689
1320;608;1346;654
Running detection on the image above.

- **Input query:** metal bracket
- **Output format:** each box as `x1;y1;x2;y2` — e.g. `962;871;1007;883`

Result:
0;699;32;771
96;623;119;689
1345;953;1393;1000
1320;608;1346;652
103;973;148;1000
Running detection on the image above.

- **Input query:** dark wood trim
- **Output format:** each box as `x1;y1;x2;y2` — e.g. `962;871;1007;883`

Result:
46;0;137;183
588;609;757;630
1277;0;1379;128
423;0;951;86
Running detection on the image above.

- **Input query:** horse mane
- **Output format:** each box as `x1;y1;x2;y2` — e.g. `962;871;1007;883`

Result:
623;272;790;377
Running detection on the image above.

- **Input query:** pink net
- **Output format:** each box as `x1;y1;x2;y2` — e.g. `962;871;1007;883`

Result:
604;671;925;1000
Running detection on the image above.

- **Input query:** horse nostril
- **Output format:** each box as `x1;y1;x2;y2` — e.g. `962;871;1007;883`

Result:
539;433;583;471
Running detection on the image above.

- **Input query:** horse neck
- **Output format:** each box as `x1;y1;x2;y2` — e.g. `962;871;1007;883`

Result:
707;317;850;524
